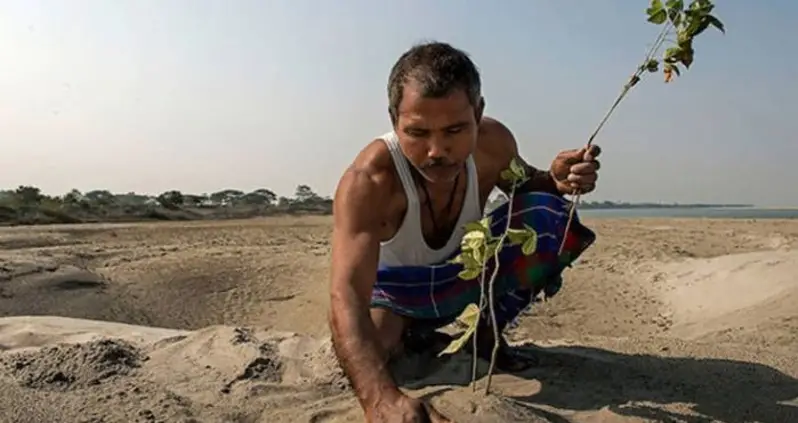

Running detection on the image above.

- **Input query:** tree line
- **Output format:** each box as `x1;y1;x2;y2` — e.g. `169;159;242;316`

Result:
0;184;753;227
0;184;332;226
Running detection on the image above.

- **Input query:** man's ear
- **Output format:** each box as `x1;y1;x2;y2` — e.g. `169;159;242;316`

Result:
475;96;486;122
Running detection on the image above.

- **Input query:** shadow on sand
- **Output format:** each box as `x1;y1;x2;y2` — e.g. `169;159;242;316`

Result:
393;338;798;423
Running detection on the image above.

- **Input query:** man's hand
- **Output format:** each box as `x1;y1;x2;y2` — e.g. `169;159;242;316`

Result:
366;394;455;423
549;144;601;195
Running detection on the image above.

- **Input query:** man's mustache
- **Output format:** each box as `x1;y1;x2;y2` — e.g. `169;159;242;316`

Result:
420;157;456;169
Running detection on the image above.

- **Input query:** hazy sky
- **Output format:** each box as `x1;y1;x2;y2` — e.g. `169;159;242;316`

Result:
1;1;796;206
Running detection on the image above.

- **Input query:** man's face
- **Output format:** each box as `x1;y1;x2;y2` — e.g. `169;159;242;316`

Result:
394;82;483;184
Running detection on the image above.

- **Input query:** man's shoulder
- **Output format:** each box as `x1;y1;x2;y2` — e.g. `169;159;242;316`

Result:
477;116;517;161
333;137;400;216
348;137;397;185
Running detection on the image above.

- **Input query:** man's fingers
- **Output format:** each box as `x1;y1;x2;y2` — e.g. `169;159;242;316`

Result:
565;182;595;195
558;144;601;164
569;161;598;175
567;173;598;184
557;148;583;165
584;144;601;161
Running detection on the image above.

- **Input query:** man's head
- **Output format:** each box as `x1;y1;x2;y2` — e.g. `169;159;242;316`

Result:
388;41;484;184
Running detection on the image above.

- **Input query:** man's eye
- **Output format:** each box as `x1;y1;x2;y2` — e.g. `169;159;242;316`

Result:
447;126;464;134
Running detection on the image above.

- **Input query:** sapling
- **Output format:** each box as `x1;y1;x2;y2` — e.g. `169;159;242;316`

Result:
559;0;726;255
438;0;725;397
439;158;536;395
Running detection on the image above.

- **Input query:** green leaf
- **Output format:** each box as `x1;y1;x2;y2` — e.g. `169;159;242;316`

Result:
462;230;486;249
439;303;480;357
665;0;683;10
455;303;481;327
462;254;480;268
463;217;491;236
472;245;485;264
707;15;725;33
689;0;714;15
647;8;668;24
680;47;694;68
449;252;480;269
509;158;526;180
644;59;659;73
677;36;693;51
500;169;515;182
685;10;717;37
683;11;703;37
458;267;482;280
668;10;683;27
506;228;528;245
674;11;684;27
521;232;538;256
693;18;711;37
448;254;465;264
484;240;498;258
646;0;664;17
664;46;682;63
676;28;691;46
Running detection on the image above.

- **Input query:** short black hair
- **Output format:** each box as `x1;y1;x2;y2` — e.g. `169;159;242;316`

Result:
387;41;482;125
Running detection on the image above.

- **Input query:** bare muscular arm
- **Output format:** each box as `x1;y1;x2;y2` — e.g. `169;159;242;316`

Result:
328;166;401;412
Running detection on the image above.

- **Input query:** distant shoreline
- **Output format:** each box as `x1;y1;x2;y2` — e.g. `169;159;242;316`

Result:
578;203;754;210
577;205;798;220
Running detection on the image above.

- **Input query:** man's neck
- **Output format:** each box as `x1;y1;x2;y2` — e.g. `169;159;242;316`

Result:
413;164;465;200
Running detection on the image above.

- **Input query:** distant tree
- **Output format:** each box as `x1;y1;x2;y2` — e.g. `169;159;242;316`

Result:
209;189;244;205
0;190;15;205
156;190;184;209
84;190;116;206
113;192;151;206
294;185;320;203
15;185;44;205
252;188;277;205
61;189;87;208
278;196;292;207
63;189;83;203
182;194;205;207
239;188;276;206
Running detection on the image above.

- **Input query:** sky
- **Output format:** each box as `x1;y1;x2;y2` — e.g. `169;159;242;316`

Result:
1;0;796;206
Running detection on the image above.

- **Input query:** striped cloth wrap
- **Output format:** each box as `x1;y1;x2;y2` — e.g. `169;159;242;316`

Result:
371;191;596;331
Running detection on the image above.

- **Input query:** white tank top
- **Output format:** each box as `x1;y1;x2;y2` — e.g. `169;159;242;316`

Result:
377;131;483;267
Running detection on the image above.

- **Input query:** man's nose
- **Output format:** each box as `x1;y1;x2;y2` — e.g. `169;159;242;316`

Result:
427;136;452;159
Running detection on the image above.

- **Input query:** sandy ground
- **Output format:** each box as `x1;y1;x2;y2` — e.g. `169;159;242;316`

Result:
0;216;796;423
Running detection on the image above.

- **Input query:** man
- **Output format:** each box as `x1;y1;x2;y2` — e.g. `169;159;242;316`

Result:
328;41;600;423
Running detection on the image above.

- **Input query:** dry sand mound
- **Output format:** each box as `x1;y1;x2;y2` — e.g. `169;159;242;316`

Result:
0;317;796;423
652;249;798;344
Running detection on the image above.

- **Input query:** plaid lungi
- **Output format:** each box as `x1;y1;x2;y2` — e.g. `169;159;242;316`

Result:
370;191;596;330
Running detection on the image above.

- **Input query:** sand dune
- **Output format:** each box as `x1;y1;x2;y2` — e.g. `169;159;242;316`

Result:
654;250;798;342
0;217;797;422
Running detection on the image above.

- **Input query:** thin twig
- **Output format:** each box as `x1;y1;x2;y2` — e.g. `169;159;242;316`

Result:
558;22;673;256
471;262;487;392
484;183;518;395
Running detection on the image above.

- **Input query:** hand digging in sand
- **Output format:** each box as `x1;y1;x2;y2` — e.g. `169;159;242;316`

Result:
328;41;600;422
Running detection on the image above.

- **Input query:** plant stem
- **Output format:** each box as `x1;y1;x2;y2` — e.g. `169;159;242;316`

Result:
471;263;487;392
484;183;518;395
558;21;673;256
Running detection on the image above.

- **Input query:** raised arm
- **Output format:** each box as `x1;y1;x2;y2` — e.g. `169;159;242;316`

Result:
328;165;402;412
